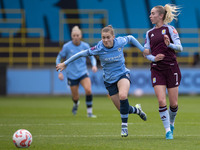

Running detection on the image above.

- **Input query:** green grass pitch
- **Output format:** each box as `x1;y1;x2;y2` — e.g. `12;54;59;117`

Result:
0;95;200;150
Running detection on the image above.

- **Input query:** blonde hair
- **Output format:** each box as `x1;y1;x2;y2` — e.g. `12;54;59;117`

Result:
155;4;181;24
71;25;82;34
101;25;114;35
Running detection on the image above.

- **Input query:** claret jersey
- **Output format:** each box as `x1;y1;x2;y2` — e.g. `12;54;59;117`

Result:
144;25;182;70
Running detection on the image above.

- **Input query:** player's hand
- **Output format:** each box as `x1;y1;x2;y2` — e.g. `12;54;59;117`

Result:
155;54;165;62
58;72;64;80
143;49;150;57
56;63;66;72
92;66;98;73
164;35;170;46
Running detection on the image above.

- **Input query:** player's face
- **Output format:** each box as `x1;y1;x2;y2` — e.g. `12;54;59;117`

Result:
71;31;82;46
101;31;115;48
150;8;163;25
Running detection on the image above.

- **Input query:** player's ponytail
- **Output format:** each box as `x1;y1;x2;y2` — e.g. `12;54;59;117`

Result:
164;4;181;24
154;4;181;24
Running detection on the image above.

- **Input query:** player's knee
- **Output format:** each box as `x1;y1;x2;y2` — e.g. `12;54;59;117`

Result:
170;102;178;108
158;98;166;106
72;95;79;100
85;88;92;95
119;93;128;100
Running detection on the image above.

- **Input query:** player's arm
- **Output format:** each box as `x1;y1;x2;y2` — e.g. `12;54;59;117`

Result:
56;49;90;72
142;31;152;57
56;52;65;80
146;54;165;62
165;27;183;52
126;35;145;52
143;33;165;62
88;55;98;72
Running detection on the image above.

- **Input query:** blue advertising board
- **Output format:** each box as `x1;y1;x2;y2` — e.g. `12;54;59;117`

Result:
6;68;200;95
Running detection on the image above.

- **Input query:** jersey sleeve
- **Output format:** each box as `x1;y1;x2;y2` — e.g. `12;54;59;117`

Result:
168;26;181;44
56;44;69;66
88;41;103;56
59;44;69;57
144;31;150;50
63;50;90;66
118;37;129;46
168;26;183;52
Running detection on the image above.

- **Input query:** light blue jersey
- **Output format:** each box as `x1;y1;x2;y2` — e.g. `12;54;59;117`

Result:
63;35;144;83
56;41;96;80
88;37;130;83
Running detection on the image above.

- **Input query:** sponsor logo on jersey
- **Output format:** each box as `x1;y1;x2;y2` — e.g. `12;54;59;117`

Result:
90;46;96;50
118;48;122;52
162;29;166;35
151;34;154;37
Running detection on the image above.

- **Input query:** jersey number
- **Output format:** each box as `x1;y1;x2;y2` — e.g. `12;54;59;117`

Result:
174;73;178;85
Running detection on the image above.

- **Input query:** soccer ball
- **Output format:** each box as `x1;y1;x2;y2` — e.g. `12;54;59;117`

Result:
133;88;144;97
12;129;32;148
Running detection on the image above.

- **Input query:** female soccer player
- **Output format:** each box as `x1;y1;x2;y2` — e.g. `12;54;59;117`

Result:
56;25;150;137
143;4;183;139
56;26;98;118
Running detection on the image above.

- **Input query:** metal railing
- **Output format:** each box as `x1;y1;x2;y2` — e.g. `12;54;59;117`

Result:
0;9;199;68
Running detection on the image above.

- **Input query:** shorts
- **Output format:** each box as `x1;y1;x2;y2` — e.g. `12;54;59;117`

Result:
151;65;181;88
104;73;131;96
67;73;89;86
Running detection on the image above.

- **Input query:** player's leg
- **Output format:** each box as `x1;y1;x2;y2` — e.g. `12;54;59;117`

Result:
70;85;80;115
110;93;120;110
167;65;181;135
110;93;128;137
154;85;173;139
80;77;96;118
168;86;179;135
108;77;146;121
117;78;130;137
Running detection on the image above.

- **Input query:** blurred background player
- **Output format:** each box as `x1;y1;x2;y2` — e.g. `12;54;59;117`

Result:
56;25;148;137
56;26;98;118
143;4;183;139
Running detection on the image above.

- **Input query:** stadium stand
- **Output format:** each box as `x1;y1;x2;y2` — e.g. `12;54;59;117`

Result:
0;0;199;67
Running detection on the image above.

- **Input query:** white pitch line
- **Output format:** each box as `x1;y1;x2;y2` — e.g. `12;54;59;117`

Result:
0;122;200;127
0;134;200;138
70;122;145;125
0;123;65;126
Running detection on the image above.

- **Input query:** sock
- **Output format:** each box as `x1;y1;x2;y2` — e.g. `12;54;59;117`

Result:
169;106;178;126
129;106;139;114
159;106;170;133
86;95;93;114
120;99;129;125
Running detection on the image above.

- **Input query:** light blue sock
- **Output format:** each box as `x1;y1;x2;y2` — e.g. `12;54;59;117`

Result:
128;106;138;114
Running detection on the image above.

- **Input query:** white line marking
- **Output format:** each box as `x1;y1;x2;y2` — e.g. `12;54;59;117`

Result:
0;123;65;126
0;134;200;138
0;122;200;127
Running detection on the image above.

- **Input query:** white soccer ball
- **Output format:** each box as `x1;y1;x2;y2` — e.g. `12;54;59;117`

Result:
12;129;32;148
133;88;144;97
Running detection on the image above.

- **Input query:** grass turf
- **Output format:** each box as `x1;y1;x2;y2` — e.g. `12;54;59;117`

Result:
0;95;200;150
